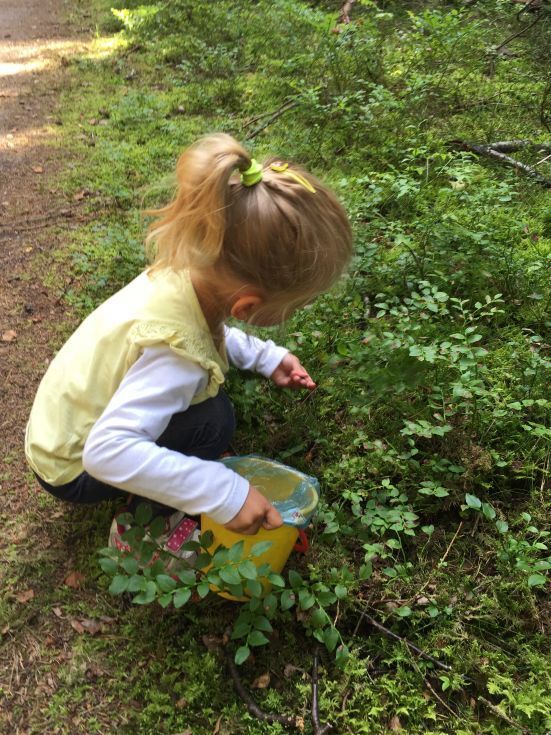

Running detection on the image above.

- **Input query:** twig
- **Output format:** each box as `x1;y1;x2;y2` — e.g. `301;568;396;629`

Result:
478;696;530;734
442;521;464;565
410;658;462;721
312;650;333;735
450;140;551;188
226;652;299;728
245;101;299;140
413;521;464;600
493;13;542;55
243;99;298;128
535;152;551;166
355;611;452;671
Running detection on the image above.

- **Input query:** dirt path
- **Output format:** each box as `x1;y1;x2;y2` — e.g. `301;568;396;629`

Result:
0;4;96;733
0;0;81;511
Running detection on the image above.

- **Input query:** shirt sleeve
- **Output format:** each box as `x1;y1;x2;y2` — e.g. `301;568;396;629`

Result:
82;345;249;524
224;325;288;377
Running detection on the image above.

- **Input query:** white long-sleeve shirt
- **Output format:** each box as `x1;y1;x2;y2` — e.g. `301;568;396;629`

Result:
82;327;288;524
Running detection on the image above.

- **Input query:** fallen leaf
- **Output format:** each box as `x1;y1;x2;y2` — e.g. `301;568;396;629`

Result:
202;634;223;652
85;663;104;680
16;589;35;603
73;189;88;201
99;615;115;624
1;625;9;636
64;570;85;588
389;715;402;731
251;672;271;689
283;663;303;678
175;697;188;709
2;329;17;342
79;618;102;635
212;716;222;735
416;596;430;606
32;165;44;174
52;607;63;618
70;619;85;634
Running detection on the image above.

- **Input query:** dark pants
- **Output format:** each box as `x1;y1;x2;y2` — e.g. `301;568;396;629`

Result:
35;391;235;512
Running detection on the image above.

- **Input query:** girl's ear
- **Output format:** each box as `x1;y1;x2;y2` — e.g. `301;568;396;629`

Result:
230;294;263;322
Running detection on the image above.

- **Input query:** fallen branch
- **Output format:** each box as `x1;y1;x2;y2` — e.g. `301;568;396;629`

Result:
312;650;333;735
493;12;542;55
243;98;298;129
245;100;299;140
354;611;452;671
226;652;299;728
449;140;551;188
478;696;530;734
485;140;551;153
488;140;551;153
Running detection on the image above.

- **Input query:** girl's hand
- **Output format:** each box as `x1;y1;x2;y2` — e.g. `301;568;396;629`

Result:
270;353;316;391
224;485;283;535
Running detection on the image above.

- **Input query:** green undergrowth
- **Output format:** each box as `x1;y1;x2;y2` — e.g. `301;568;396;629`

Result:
16;0;551;732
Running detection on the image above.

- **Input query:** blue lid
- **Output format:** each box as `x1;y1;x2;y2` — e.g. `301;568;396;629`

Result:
221;455;319;529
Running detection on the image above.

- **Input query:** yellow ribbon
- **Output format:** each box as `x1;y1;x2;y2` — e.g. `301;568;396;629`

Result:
270;163;316;194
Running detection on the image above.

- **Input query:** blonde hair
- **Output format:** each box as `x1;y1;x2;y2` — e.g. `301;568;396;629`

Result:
146;133;353;319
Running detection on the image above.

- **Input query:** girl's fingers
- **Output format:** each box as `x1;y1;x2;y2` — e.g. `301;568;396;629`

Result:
262;505;283;530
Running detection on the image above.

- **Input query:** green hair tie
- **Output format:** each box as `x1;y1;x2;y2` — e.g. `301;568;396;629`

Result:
240;159;263;187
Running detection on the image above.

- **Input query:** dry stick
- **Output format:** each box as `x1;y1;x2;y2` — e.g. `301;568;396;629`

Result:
243;99;298;128
409;658;462;721
414;521;464;599
478;696;530;734
493;13;542;55
311;651;333;735
535;152;551;166
245;101;299;140
451;140;551;188
226;652;299;729
355;612;452;671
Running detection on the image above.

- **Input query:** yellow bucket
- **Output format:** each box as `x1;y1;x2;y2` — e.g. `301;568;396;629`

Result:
200;456;319;600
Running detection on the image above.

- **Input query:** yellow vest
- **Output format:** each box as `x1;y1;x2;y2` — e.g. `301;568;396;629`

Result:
25;268;229;485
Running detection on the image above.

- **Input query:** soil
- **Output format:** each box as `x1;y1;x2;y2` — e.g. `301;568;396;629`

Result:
0;3;97;733
0;0;80;511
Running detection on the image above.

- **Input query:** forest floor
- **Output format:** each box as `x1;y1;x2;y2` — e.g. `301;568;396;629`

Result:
0;3;111;734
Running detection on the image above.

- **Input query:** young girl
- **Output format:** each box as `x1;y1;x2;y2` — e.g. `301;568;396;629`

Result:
25;133;352;550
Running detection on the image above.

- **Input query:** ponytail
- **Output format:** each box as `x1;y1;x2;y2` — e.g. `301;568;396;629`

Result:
146;134;353;314
146;134;250;271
